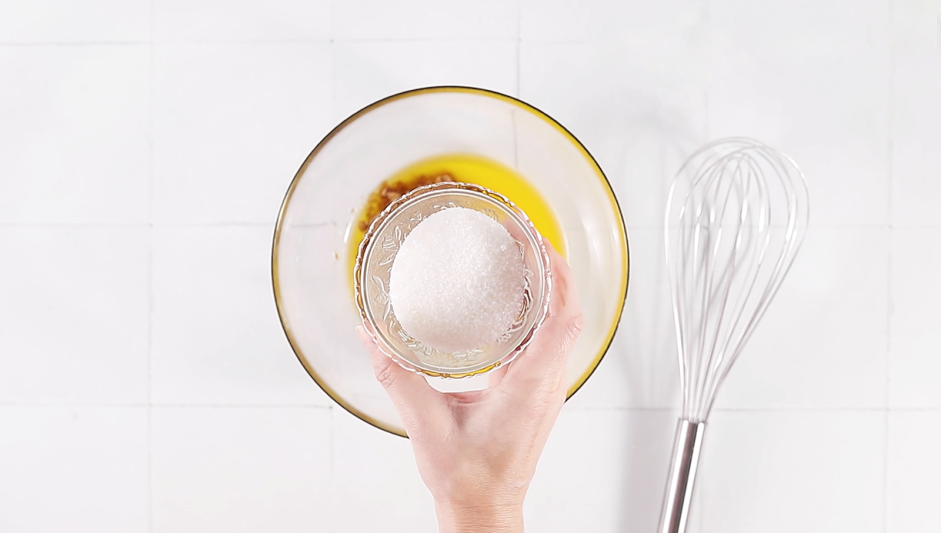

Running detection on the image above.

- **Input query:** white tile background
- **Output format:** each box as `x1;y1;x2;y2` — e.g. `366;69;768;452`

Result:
0;0;938;531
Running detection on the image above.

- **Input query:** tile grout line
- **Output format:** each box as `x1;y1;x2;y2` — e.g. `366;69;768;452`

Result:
5;401;939;411
884;0;895;531
328;0;340;498
328;405;337;501
147;1;156;530
702;0;711;145
0;223;152;228
0;222;274;227
561;406;941;412
2;402;939;412
0;37;521;46
0;41;150;46
883;409;890;533
513;0;521;167
9;222;941;230
516;0;522;97
0;401;336;408
329;0;337;131
882;0;896;533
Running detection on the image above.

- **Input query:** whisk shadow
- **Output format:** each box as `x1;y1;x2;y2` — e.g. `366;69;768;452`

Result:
560;82;709;530
607;123;701;532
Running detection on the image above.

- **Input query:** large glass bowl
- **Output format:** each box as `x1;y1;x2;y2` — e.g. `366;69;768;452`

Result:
272;86;629;437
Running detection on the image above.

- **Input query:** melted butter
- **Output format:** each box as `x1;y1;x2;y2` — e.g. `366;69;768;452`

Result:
347;153;567;289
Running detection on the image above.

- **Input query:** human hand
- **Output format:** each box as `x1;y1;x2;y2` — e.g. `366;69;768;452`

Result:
355;245;584;533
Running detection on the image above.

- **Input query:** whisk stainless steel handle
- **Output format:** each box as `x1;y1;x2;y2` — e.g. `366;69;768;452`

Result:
658;138;809;533
659;420;705;533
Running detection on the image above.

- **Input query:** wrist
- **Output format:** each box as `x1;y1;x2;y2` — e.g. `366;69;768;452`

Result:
434;499;524;533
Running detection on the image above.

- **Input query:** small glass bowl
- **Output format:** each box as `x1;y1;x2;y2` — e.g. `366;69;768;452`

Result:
353;182;551;378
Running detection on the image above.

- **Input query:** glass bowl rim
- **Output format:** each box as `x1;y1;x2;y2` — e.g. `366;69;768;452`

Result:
353;181;552;378
271;85;631;438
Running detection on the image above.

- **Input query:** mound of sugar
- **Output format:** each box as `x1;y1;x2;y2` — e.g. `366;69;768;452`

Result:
389;207;526;353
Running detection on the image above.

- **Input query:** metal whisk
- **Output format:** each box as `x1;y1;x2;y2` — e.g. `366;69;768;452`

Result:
658;138;810;533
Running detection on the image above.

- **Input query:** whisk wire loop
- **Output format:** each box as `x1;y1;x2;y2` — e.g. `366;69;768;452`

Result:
664;138;809;423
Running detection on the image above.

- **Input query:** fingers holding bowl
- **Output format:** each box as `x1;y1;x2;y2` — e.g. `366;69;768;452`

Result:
500;242;583;396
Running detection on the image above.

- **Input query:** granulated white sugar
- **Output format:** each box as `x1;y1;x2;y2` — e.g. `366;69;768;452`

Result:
389;207;526;353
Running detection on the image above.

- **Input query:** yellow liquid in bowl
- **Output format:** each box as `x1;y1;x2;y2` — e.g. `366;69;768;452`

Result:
347;153;567;285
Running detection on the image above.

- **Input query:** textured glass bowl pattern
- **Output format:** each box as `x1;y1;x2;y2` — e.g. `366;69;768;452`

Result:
354;182;551;378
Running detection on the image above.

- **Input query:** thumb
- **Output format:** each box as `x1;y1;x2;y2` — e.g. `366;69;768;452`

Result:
355;326;447;434
500;244;583;396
